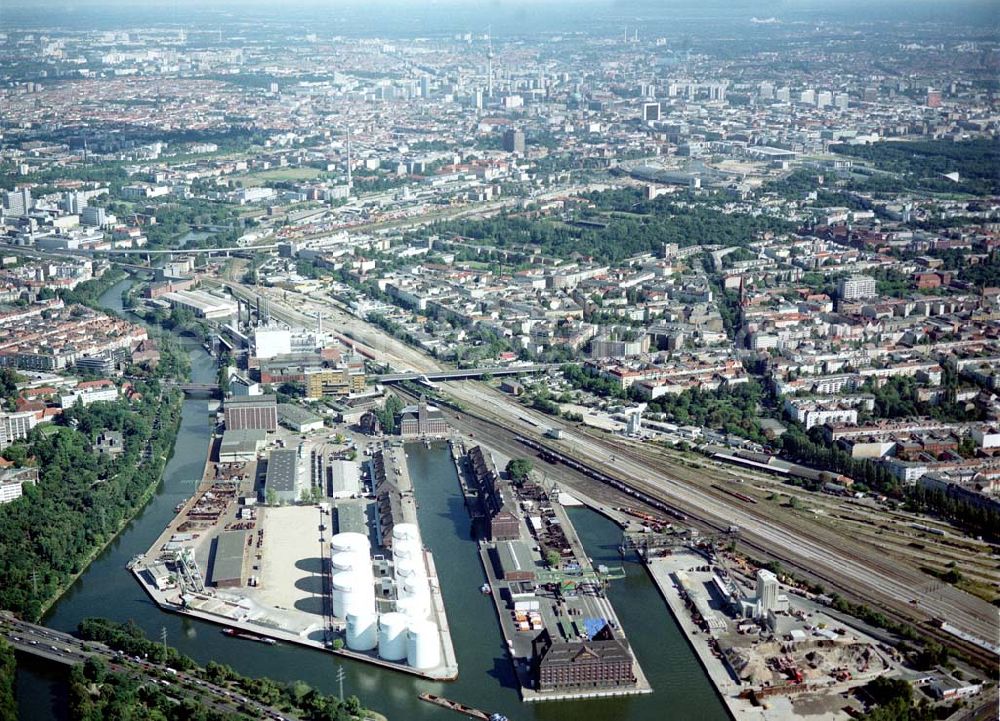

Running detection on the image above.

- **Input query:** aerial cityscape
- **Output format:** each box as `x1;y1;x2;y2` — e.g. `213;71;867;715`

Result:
0;1;998;720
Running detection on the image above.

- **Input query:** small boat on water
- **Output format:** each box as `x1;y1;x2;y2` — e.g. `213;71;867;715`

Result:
480;583;492;595
221;628;276;645
417;693;507;721
174;501;186;513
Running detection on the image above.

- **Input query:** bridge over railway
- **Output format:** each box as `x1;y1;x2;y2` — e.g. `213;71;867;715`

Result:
376;364;556;383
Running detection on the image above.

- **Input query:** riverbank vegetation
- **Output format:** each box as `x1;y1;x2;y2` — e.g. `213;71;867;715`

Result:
0;640;14;721
77;619;373;721
0;388;183;621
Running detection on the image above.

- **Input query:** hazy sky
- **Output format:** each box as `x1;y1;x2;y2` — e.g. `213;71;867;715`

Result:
3;0;997;29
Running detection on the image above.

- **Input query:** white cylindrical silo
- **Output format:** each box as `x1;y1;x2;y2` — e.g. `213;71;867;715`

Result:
392;538;420;562
346;612;377;651
331;571;356;619
331;532;370;555
393;558;420;580
332;570;375;618
332;550;369;574
391;523;420;545
406;620;441;670
395;594;429;621
400;576;430;601
377;612;408;661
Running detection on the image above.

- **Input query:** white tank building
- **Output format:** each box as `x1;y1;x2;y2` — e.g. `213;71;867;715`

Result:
391;523;420;545
331;550;370;574
377;612;409;661
346;611;378;651
395;594;429;621
331;569;376;619
331;532;370;555
331;532;376;619
391;538;420;563
406;619;441;670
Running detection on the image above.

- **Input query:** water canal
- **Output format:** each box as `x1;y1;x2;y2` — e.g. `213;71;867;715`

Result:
16;278;728;721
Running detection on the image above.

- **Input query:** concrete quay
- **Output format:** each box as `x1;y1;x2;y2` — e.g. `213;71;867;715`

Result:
456;439;651;703
129;436;459;681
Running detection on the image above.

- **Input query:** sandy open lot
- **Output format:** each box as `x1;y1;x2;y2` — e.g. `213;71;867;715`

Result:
254;505;329;618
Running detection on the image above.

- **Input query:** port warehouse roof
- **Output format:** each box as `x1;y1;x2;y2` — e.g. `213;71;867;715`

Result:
277;403;324;432
329;459;361;498
336;501;368;536
265;449;299;496
219;429;266;459
209;530;248;586
226;394;278;409
490;539;538;580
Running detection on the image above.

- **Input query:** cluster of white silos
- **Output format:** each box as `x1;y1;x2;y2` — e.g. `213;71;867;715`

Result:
330;533;377;652
385;523;441;669
332;526;440;669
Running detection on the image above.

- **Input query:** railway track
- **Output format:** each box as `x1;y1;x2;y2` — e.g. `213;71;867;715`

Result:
429;394;999;672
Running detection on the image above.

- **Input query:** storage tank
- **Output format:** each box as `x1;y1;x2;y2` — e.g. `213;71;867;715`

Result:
331;532;370;555
393;558;422;580
392;538;420;562
377;612;408;661
391;523;420;545
406;620;441;670
332;570;375;618
399;576;430;601
395;594;429;621
346;612;377;651
332;550;370;574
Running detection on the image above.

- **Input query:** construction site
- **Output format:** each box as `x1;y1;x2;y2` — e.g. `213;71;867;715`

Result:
644;547;900;720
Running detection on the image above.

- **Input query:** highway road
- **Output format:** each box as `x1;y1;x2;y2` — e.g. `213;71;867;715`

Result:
0;612;299;720
215;278;999;664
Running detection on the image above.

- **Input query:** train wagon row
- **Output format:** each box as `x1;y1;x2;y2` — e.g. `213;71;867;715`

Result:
514;435;688;522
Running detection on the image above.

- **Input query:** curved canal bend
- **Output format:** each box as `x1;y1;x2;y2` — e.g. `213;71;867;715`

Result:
17;278;728;721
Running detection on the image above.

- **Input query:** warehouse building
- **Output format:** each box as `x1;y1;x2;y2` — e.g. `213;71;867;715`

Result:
532;626;635;692
329;459;362;498
225;395;278;432
209;530;248;588
161;289;238;320
490;539;537;582
468;445;520;541
265;448;300;504
218;429;267;463
278;403;325;433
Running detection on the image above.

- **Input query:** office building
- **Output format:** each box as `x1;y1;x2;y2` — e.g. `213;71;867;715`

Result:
503;129;526;154
0;467;38;504
926;88;942;108
642;102;660;122
0;411;37;449
398;398;448;437
837;274;877;301
81;206;107;227
2;189;32;217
